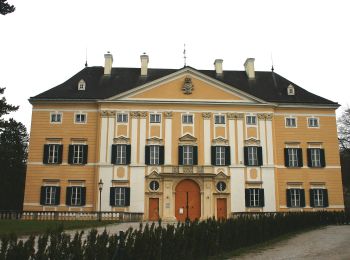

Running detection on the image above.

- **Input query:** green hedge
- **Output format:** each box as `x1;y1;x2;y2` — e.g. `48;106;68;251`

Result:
0;211;349;260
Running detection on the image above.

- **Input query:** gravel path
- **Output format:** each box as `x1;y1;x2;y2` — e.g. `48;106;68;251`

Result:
232;225;350;260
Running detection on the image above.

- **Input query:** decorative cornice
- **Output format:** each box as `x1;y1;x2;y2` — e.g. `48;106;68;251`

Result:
202;112;211;119
100;110;116;117
257;113;273;120
130;111;140;119
113;136;130;144
244;138;261;146
164;111;173;118
146;137;163;145
227;113;244;120
179;134;197;143
139;111;147;118
212;137;229;146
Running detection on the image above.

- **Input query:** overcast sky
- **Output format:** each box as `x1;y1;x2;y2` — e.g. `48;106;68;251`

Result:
1;0;349;131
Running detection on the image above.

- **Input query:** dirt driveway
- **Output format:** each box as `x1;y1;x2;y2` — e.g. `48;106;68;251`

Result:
233;225;350;260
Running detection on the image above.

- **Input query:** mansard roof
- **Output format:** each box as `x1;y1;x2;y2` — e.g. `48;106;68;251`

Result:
30;66;337;105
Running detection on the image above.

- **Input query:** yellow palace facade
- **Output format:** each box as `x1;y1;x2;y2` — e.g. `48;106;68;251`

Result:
23;53;344;221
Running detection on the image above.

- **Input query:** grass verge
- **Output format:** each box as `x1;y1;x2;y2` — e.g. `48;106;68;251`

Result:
0;220;118;237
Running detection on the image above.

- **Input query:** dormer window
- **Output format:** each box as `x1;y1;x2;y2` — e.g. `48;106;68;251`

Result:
287;85;295;96
78;79;86;91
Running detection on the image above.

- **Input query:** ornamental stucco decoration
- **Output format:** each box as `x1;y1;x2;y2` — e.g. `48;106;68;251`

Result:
139;111;147;118
182;77;194;94
164;111;173;118
227;113;244;119
130;111;140;118
202;112;211;119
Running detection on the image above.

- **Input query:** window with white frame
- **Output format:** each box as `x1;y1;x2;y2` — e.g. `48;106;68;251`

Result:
288;148;299;167
310;148;321;167
249;188;260;207
248;146;258;166
308;118;319;128
216;146;225;166
214;115;225;124
183;145;193;165
246;115;257;125
287;85;295;95
48;144;59;163
182;114;193;124
75;113;86;123
285;117;296;127
150;114;161;123
290;189;301;207
50;113;62;123
150;145;160;165
114;187;126;207
45;186;57;205
78;79;86;91
117;113;128;123
116;144;126;164
313;189;324;207
70;186;82;206
73;145;84;164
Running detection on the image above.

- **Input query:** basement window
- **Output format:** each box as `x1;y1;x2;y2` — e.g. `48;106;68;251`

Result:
78;79;86;91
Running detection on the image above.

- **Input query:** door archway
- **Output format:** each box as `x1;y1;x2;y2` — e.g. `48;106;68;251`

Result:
175;179;201;221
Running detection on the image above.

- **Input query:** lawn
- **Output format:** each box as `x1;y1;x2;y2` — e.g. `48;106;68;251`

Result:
0;220;118;237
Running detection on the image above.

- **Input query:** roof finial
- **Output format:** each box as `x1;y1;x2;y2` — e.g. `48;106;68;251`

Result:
271;52;274;72
85;48;88;68
183;43;187;67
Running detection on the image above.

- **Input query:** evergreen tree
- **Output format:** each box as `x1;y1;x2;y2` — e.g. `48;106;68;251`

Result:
0;0;15;15
0;88;28;210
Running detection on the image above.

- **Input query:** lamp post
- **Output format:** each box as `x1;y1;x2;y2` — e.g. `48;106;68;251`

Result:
98;179;103;222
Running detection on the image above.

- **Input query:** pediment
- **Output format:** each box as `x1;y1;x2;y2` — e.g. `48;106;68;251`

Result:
113;136;130;144
146;137;163;145
216;171;229;179
107;68;265;104
212;137;229;146
244;138;260;146
179;134;197;142
146;170;160;178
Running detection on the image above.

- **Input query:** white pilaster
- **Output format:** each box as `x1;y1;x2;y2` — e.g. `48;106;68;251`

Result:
228;118;236;165
107;116;115;163
164;113;172;165
139;116;146;164
130;167;145;212
100;117;108;163
131;115;138;164
203;113;211;165
230;167;246;212
259;119;267;165
266;119;274;165
237;118;244;165
261;168;276;211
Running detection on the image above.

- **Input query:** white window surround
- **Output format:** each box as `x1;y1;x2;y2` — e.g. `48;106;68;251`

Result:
287;85;295;95
285;116;297;128
313;189;324;207
70;186;82;206
50;112;62;124
116;144;126;164
246;115;257;125
310;148;321;167
307;117;320;128
44;186;58;205
183;145;193;165
287;148;299;167
215;146;225;166
72;145;84;164
249;188;260;207
182;114;194;124
247;146;258;166
114;187;126;206
150;113;161;123
214;114;225;124
117;113;128;123
78;79;86;91
48;144;59;163
74;113;87;124
150;145;160;165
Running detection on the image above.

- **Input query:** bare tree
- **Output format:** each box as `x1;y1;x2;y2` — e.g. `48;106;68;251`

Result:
338;107;350;152
0;0;15;15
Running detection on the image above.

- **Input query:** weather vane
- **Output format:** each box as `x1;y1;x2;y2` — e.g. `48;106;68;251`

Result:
183;44;187;67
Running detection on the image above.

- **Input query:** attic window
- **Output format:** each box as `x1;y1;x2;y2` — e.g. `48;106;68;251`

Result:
78;79;86;91
287;85;295;96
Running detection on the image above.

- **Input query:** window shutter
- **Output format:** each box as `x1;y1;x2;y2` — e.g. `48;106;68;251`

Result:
309;189;315;207
68;145;74;164
80;187;86;206
323;189;329;207
245;189;250;207
178;146;183;165
111;145;117;164
57;145;63;164
284;148;289;167
211;146;216;166
66;187;72;206
244;147;249;166
286;189;291;207
257;147;263;166
55;187;61;205
159;146;165;165
225;146;231;166
110;187;116;206
307;148;312;167
43;145;49;164
300;189;305;207
126;145;131;165
125;187;130;206
40;186;46;205
297;148;303;167
193;146;198;165
145;146;150;165
259;189;265;207
320;149;326;167
82;145;88;164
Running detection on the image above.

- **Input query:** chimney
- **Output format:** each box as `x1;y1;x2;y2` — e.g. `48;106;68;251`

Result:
244;58;255;79
140;53;149;77
214;59;223;76
104;52;113;75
